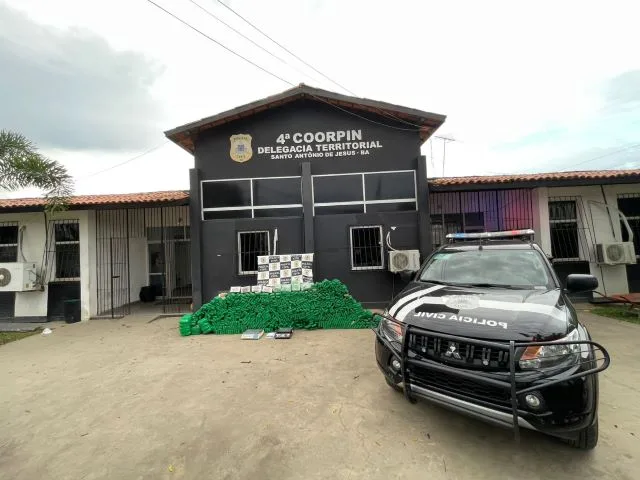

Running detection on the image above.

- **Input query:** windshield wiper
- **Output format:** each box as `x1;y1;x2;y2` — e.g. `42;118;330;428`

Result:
457;282;531;290
420;279;454;286
420;280;534;290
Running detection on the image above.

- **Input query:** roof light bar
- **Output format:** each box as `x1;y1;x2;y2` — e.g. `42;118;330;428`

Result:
445;229;535;240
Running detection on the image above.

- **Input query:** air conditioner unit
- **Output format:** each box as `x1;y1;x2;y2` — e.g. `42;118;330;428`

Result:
595;242;636;265
389;250;421;273
0;262;38;292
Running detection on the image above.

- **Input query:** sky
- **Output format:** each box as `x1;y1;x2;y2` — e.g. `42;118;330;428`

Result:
1;0;639;198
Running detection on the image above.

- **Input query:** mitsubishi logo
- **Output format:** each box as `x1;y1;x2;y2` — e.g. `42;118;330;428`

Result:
444;342;462;360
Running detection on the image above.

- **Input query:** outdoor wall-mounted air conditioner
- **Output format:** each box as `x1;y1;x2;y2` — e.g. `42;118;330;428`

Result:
389;250;421;273
595;242;636;266
0;262;38;291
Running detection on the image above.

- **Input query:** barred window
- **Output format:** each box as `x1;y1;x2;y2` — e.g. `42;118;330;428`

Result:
237;231;270;275
350;226;383;270
54;221;80;280
0;223;18;262
549;200;579;260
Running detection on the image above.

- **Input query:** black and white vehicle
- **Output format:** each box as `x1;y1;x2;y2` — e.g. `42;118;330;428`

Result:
374;229;610;449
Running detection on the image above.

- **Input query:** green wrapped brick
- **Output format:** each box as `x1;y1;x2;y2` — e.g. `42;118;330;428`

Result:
179;314;193;336
190;325;201;335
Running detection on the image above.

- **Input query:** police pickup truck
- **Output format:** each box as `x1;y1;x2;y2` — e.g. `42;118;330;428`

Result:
375;229;610;449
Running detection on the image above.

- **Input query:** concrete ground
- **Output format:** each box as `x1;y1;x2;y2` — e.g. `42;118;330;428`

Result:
0;321;52;332
0;311;639;480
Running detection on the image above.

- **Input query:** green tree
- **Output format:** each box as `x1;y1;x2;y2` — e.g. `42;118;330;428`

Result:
0;130;73;211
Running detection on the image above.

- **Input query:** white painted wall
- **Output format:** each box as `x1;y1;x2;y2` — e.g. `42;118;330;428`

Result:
542;183;640;295
0;210;92;320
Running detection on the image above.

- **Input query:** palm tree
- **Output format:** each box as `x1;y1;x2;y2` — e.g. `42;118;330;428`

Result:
0;130;73;211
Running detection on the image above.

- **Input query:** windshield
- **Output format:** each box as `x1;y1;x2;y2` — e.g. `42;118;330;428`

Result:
419;248;554;288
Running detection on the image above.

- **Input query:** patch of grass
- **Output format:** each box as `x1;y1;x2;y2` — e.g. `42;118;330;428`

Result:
591;306;640;325
0;330;41;346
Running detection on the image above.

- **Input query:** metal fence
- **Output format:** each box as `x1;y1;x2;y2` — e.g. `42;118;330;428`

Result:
429;189;536;248
95;206;191;318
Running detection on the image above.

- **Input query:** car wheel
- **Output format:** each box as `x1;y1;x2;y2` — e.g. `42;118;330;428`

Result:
569;418;599;450
385;376;403;392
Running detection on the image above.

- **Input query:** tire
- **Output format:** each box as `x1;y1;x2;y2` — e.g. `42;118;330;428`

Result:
385;376;403;393
568;418;599;450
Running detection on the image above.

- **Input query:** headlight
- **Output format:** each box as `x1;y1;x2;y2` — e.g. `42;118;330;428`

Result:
380;317;403;346
519;329;581;370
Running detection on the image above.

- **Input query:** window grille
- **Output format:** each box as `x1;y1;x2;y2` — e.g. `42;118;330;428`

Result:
0;222;19;262
53;220;80;280
429;190;535;249
237;231;270;275
350;226;384;270
546;196;598;263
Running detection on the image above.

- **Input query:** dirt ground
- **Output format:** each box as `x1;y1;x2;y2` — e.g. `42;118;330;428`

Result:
1;311;639;480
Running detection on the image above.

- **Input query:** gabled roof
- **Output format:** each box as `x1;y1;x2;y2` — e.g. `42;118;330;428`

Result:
165;84;446;153
0;190;189;211
429;169;640;191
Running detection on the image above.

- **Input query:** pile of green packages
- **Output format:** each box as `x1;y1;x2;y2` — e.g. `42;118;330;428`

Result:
179;279;377;336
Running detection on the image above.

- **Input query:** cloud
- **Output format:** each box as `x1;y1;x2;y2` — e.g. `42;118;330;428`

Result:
602;70;640;113
448;69;640;176
0;3;165;151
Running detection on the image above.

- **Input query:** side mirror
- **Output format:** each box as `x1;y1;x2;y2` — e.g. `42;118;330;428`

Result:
565;274;598;293
398;271;414;283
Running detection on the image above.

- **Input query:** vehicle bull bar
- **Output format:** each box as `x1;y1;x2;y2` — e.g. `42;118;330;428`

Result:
373;313;611;442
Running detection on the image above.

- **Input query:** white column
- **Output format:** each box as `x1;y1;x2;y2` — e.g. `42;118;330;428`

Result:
87;210;97;318
536;187;551;255
78;211;92;321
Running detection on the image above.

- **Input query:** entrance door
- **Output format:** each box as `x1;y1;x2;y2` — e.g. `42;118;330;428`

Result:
173;240;191;298
147;240;191;299
148;242;165;298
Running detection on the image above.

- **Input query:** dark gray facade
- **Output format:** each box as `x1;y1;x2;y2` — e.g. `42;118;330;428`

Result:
172;88;445;308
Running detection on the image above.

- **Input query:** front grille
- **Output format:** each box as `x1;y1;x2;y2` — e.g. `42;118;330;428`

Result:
408;333;510;370
408;365;512;407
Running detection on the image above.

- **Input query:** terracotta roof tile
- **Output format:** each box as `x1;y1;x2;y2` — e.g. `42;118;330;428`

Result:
0;190;189;210
2;169;638;210
429;169;640;186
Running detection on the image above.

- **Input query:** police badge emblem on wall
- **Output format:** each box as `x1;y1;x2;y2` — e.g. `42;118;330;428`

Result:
229;134;253;163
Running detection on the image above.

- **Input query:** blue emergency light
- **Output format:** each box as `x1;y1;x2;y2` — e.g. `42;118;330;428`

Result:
445;229;535;240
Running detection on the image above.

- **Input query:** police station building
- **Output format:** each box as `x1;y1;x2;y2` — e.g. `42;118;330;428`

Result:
2;85;639;323
165;84;446;308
